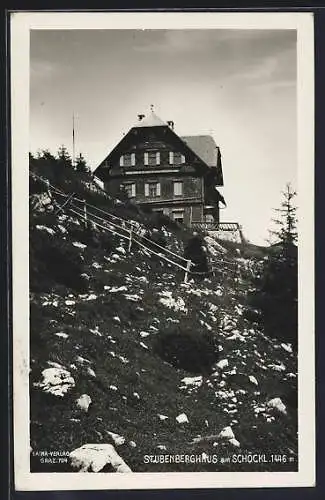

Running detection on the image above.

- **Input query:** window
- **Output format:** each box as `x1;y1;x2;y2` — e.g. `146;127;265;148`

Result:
173;210;184;224
173;181;183;196
120;153;136;167
124;183;136;198
169;151;184;165
145;182;161;197
144;151;160;166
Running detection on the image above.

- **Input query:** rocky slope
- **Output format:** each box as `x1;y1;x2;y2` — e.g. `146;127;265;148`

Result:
29;177;298;473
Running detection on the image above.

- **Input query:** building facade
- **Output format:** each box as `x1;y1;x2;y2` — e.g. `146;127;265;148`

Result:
94;110;226;226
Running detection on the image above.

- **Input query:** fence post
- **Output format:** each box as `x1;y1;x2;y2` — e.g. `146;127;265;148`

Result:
184;259;191;283
83;200;88;224
128;227;133;252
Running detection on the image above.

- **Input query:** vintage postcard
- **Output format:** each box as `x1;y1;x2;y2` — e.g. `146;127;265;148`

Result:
11;10;315;491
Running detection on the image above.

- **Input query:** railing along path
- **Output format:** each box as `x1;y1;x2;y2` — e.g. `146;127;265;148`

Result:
30;172;238;281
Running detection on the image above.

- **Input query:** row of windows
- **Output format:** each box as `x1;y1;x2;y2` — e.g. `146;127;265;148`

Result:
120;152;186;167
122;181;183;198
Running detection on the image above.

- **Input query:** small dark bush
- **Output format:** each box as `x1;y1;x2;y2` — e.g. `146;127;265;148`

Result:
154;327;219;375
30;227;88;292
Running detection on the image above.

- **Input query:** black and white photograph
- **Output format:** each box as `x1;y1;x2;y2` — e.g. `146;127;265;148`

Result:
11;11;315;490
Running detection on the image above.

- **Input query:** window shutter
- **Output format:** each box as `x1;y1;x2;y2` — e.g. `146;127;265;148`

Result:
144;152;149;165
169;151;174;164
181;154;186;164
131;153;136;166
131;183;136;197
174;181;183;196
145;183;149;196
156;152;160;165
119;155;124;167
156;183;161;196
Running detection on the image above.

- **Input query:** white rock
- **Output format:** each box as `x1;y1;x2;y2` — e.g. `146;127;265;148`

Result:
129;441;137;448
87;367;96;378
116;246;126;255
140;331;150;338
72;241;87;249
249;375;259;386
76;394;92;412
181;376;203;387
268;363;286;372
229;438;240;448
157;445;167;451
69;443;132;472
140;342;148;350
89;326;102;336
110;286;128;293
36;225;55;235
113;316;121;323
109;385;118;391
267;397;287;415
65;300;75;306
281;343;293;353
218;426;235;440
107;431;125;446
216;359;229;370
85;294;97;301
55;332;69;339
158;414;169;421
176;413;189;424
33;367;75;397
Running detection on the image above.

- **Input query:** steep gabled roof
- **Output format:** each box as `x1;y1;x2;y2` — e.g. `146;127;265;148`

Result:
94;111;223;187
181;135;219;167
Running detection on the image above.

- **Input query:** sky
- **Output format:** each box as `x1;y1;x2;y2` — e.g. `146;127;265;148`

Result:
30;28;297;245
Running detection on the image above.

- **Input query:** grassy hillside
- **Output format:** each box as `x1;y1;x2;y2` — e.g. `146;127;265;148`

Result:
29;173;298;473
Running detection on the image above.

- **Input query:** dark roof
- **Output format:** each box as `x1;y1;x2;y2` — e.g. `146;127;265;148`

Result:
181;135;219;167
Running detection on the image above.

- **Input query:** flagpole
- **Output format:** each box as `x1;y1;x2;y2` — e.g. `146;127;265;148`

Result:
72;112;75;167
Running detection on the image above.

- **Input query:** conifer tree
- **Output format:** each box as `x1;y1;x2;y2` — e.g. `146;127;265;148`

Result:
249;184;298;349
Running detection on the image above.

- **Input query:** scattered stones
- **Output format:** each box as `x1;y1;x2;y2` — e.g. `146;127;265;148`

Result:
176;413;189;424
180;376;203;388
229;438;240;448
33;367;75;397
216;359;229;370
55;332;69;339
218;426;235;440
72;241;87;249
76;394;92;412
69;443;132;472
65;300;75;306
248;375;259;386
107;431;126;446
267;397;287;415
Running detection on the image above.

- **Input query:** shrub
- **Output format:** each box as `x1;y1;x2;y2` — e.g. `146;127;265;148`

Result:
30;226;88;293
153;326;219;375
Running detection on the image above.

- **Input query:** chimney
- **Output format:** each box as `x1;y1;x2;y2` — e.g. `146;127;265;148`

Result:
167;120;174;130
138;114;145;121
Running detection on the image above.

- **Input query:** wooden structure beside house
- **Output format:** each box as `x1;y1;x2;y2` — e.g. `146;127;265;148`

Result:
94;108;226;226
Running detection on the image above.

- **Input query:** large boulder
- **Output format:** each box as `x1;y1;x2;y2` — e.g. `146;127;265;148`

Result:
69;444;132;473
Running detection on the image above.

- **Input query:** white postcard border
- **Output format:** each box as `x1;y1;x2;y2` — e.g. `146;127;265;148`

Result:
11;10;315;491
